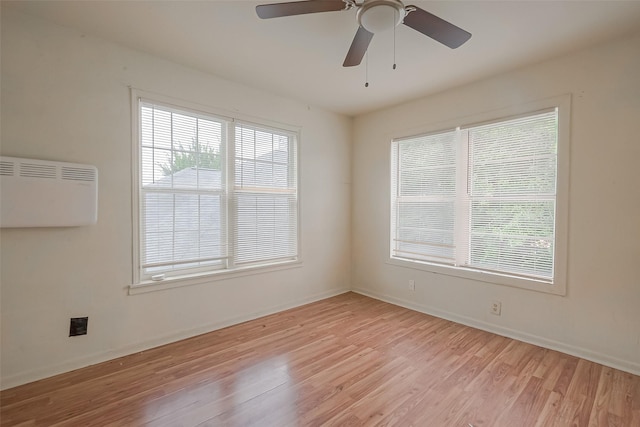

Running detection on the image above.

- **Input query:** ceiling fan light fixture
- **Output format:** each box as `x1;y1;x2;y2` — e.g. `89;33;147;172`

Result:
255;0;472;68
357;0;405;34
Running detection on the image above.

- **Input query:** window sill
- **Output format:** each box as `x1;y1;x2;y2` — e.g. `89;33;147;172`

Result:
129;259;303;295
387;257;566;296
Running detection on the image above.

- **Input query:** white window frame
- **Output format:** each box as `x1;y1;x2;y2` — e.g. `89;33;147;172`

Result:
388;95;570;295
130;89;301;294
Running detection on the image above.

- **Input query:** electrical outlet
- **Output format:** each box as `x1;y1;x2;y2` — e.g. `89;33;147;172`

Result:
408;279;415;291
69;317;88;336
490;301;502;316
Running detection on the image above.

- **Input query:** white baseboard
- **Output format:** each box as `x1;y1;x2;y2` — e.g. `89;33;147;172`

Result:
352;287;640;377
1;287;350;390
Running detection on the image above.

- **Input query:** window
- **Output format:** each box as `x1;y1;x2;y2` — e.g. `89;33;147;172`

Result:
134;95;298;286
391;101;568;294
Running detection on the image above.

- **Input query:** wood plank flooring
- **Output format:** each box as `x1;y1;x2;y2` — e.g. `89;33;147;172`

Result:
1;292;639;426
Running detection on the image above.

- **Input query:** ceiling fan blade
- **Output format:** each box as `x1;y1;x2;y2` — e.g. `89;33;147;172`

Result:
402;6;471;49
256;0;347;19
343;26;374;67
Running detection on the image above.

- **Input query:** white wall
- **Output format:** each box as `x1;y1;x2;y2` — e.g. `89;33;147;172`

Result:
0;9;351;388
352;32;640;374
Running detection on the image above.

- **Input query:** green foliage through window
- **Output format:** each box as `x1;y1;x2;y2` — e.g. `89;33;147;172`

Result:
159;138;221;175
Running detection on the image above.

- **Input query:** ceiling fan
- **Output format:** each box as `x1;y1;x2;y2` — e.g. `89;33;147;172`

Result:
256;0;471;67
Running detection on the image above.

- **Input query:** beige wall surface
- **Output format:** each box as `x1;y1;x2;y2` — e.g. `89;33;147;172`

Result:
352;32;640;374
0;9;351;388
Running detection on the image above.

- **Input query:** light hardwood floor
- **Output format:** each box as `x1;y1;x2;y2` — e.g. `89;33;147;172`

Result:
1;292;639;426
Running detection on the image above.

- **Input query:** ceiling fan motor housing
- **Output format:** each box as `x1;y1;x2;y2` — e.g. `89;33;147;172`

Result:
356;0;406;34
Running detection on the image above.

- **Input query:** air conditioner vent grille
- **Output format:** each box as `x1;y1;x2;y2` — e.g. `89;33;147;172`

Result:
62;167;96;182
20;163;57;179
1;156;98;227
0;161;14;176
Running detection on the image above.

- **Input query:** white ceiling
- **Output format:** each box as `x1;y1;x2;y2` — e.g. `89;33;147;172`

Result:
6;0;640;116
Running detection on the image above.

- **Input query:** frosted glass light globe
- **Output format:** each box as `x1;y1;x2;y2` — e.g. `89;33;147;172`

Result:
357;0;405;34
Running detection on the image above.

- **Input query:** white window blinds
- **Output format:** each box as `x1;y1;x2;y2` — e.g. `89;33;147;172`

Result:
137;99;299;282
391;130;457;263
140;102;227;276
467;111;557;279
391;108;559;283
233;123;298;266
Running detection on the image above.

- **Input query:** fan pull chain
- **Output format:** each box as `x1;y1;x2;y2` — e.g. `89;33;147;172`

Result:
393;9;397;70
365;51;369;87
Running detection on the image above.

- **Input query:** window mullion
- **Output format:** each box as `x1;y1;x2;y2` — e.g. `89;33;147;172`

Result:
454;128;470;267
170;113;177;267
389;143;398;258
226;121;236;270
136;100;147;283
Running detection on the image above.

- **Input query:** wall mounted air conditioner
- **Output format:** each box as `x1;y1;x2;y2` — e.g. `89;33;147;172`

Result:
0;156;98;228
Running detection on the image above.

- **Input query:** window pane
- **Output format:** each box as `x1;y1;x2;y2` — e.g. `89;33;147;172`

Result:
233;123;297;266
391;130;457;264
467;110;558;280
140;103;223;191
142;192;225;273
400;167;456;197
235;125;295;189
151;108;172;150
235;193;297;265
140;101;227;276
395;201;455;262
469;200;555;278
469;111;557;197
